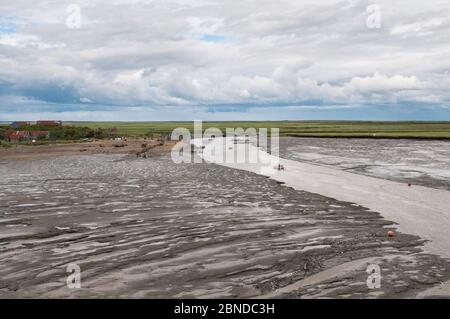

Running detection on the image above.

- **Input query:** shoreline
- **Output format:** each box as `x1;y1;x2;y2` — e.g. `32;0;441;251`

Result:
1;134;449;162
0;138;176;161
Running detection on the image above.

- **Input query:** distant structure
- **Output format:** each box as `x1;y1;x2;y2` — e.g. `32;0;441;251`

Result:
4;130;50;142
30;131;50;139
9;120;62;128
36;120;62;127
11;121;31;129
5;120;58;142
4;130;31;142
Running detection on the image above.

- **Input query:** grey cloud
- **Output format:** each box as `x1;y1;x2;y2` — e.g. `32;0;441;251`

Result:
1;0;450;114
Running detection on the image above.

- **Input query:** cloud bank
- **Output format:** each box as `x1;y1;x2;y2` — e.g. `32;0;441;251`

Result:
1;0;450;120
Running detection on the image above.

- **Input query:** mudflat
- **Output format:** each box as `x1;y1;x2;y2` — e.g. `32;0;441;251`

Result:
279;137;450;191
0;153;449;298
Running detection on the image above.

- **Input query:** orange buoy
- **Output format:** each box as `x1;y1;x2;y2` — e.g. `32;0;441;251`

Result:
387;230;395;237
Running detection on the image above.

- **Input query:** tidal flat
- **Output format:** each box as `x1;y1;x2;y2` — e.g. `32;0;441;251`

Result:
279;137;450;191
0;152;449;298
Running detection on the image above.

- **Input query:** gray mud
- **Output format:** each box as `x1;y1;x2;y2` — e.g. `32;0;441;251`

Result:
279;137;450;191
0;154;449;298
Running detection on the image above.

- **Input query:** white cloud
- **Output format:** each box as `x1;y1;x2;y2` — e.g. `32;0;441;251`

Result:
0;0;450;120
79;97;93;103
344;73;421;93
391;17;448;37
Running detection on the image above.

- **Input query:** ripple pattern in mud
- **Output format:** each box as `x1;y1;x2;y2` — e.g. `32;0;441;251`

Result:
0;154;448;298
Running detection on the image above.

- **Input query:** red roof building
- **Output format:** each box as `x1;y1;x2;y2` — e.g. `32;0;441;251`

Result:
4;130;50;141
30;131;50;139
37;120;62;126
4;130;31;141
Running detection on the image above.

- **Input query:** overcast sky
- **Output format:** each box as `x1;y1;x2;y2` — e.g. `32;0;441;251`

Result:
1;0;450;121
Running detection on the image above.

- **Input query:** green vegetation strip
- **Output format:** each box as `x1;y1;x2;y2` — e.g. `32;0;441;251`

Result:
63;121;450;139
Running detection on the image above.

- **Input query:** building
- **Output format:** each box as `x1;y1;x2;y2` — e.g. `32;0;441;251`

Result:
30;131;50;139
36;120;62;127
11;121;31;129
4;130;31;142
4;130;50;142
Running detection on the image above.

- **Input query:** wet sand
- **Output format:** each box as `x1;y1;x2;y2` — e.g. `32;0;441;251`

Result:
0;152;449;298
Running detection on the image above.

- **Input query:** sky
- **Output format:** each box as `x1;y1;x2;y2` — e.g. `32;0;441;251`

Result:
1;0;450;121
